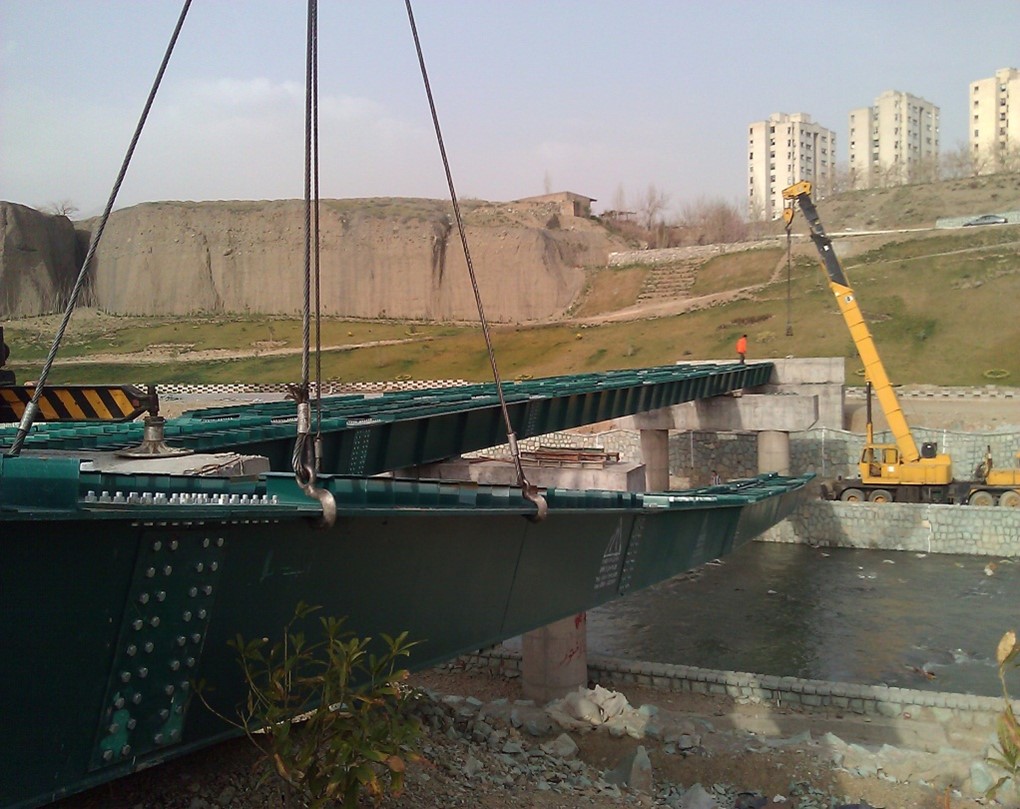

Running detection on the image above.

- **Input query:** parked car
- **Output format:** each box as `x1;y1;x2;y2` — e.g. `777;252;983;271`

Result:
963;214;1008;226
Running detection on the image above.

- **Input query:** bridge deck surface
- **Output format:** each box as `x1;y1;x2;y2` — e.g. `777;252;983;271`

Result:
0;362;771;475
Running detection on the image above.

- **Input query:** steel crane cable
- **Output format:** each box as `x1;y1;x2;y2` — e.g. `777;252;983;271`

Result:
291;0;335;527
784;206;794;337
404;0;547;520
6;0;194;458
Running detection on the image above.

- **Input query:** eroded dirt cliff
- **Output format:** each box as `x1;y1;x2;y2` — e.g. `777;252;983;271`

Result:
0;202;83;318
78;198;622;322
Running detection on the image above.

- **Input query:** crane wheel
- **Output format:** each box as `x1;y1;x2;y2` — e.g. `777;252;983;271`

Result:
968;490;996;507
868;488;893;503
840;487;865;502
999;491;1020;508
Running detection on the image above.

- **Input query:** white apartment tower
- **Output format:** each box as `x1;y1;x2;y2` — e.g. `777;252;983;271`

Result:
848;91;939;188
747;113;835;221
970;67;1020;173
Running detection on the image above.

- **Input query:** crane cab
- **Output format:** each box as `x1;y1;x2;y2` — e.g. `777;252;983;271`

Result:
858;442;953;487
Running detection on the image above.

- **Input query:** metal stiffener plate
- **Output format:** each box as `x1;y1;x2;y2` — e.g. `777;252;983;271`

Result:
89;530;226;770
618;516;644;594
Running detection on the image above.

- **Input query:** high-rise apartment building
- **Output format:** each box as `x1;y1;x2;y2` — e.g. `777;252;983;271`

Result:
747;113;835;221
848;91;939;188
970;67;1020;173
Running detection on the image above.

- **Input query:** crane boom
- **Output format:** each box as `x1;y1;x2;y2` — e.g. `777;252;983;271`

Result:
782;181;921;463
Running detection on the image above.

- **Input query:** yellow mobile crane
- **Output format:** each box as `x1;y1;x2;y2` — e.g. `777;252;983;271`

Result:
782;181;1020;506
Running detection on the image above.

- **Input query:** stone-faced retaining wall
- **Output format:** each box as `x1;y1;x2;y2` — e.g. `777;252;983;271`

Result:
473;424;1020;556
463;647;1015;750
759;500;1020;557
791;426;1020;483
475;424;1020;492
472;428;760;488
607;239;784;268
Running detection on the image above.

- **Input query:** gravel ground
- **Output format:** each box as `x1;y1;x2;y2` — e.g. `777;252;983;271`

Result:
51;662;1006;809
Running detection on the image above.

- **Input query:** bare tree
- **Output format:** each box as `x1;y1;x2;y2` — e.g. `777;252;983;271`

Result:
907;153;940;185
679;197;749;245
611;183;627;215
42;199;80;218
997;144;1020;174
830;162;858;194
941;142;979;179
638;183;670;230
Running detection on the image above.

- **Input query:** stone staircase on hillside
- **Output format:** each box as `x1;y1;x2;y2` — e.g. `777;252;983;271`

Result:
635;261;701;303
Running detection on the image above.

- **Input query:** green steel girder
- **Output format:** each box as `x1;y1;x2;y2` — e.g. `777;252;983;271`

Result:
0;363;772;475
0;470;810;809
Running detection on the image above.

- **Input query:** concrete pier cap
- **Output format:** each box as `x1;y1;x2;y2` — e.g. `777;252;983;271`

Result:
622;357;845;433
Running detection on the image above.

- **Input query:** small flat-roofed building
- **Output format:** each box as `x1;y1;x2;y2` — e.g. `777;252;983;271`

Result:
517;192;596;219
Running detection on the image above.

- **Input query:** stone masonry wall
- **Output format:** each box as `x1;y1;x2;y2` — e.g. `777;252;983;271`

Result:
607;238;784;267
474;423;1020;557
759;499;1020;557
792;426;1020;482
463;647;1016;747
475;424;1020;492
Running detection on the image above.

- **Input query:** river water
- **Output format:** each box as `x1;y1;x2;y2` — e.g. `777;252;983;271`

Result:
585;542;1020;698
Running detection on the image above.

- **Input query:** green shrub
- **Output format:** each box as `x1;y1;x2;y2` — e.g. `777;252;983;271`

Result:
227;602;422;807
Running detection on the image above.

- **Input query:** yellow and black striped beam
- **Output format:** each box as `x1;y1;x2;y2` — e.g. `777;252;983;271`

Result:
0;385;156;423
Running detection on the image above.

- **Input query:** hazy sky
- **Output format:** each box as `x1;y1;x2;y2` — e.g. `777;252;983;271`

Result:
2;1;1019;218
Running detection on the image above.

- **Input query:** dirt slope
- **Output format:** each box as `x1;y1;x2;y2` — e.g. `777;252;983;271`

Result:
0;202;82;318
84;198;623;323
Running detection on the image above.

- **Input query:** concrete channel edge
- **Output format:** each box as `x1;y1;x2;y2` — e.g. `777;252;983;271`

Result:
461;647;1016;734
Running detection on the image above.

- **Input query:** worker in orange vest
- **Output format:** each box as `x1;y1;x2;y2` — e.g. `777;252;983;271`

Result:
735;333;748;364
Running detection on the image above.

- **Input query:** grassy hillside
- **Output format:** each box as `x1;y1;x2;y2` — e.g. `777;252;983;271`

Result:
762;172;1020;234
5;178;1020;388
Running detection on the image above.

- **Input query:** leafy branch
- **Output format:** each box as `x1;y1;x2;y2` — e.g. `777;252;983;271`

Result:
987;630;1020;800
201;601;422;807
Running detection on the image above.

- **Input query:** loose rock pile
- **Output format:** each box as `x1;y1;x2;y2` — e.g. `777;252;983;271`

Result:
406;684;926;808
55;678;1013;808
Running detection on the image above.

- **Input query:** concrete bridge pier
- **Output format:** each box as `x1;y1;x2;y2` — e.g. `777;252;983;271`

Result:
639;428;670;491
757;430;791;475
521;612;588;704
